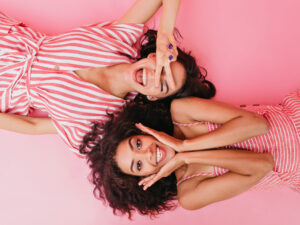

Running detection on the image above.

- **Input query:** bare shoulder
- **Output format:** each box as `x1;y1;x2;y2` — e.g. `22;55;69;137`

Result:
170;97;208;112
170;97;206;123
176;172;211;208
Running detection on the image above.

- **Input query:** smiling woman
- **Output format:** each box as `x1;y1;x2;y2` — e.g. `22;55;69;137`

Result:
0;0;215;156
83;90;299;218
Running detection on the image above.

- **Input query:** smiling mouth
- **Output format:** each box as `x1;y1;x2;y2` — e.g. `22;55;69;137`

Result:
134;68;147;86
156;145;165;165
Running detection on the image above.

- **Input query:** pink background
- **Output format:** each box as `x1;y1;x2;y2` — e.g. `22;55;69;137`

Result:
1;0;299;225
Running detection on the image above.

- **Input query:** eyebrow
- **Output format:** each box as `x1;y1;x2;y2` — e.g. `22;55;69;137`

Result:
128;138;134;173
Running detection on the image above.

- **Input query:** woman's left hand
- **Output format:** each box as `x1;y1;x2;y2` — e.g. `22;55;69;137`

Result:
136;123;183;152
138;153;184;190
154;31;178;89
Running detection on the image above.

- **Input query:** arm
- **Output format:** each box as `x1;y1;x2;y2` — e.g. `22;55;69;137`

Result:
116;0;162;24
177;150;274;210
0;113;57;134
116;0;180;27
171;97;269;151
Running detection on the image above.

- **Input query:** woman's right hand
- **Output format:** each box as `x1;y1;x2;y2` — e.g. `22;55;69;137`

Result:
136;123;183;152
154;31;178;89
138;153;184;190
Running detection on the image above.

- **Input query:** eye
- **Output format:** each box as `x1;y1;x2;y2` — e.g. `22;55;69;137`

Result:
136;138;141;150
137;160;142;171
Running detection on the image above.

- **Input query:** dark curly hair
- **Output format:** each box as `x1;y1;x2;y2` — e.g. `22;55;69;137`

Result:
80;102;178;218
79;29;216;218
134;29;216;103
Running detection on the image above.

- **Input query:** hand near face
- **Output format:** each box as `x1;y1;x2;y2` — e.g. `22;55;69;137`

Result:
154;32;178;90
138;153;183;190
136;123;183;152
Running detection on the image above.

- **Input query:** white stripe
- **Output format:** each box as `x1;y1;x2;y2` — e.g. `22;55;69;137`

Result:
32;80;125;103
38;51;123;62
41;45;121;57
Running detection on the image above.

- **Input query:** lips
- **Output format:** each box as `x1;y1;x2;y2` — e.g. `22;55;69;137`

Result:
156;145;166;165
133;68;147;86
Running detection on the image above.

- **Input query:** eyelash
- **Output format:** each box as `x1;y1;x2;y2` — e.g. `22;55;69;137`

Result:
136;138;141;150
137;160;142;171
136;139;142;171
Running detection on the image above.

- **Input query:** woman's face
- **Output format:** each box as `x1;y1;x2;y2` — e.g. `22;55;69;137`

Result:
115;135;176;176
126;54;186;101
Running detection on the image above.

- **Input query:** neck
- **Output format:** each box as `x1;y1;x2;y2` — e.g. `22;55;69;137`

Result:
86;64;134;99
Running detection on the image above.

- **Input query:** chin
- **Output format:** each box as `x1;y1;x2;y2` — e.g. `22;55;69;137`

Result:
160;145;176;166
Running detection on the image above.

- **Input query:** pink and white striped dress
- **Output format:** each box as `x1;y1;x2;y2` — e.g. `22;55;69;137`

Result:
177;90;300;192
0;12;144;156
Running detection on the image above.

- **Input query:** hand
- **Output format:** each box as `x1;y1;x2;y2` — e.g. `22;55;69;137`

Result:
154;31;178;89
136;123;183;152
138;154;183;190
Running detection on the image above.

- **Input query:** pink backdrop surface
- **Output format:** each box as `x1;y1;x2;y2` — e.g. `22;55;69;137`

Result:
0;0;299;225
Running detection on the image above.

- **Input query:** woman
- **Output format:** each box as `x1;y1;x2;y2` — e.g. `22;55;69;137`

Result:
0;0;215;155
83;90;299;217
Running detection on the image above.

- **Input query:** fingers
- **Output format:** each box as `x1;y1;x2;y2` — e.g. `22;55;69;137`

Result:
138;173;158;191
142;174;161;190
164;63;175;89
154;33;177;89
154;63;163;88
135;123;157;137
138;174;156;186
169;36;178;60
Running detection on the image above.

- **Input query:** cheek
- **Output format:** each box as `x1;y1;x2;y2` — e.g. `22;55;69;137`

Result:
144;164;159;175
145;86;161;96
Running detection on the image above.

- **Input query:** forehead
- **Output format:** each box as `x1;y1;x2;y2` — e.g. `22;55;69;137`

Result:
115;137;132;174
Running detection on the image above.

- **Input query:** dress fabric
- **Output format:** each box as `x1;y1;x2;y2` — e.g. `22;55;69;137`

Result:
0;12;144;156
176;90;300;192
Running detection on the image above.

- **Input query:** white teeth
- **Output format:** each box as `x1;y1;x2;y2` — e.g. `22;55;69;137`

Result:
156;147;162;164
142;69;146;86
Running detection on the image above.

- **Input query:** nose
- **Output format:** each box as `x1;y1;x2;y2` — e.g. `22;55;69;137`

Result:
144;143;156;166
147;68;155;84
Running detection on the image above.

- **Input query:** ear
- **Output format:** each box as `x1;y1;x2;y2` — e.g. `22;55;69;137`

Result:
147;52;156;58
146;95;159;101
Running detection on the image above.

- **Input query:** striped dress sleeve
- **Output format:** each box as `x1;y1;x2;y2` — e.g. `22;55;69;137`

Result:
43;22;145;156
72;21;145;59
0;11;20;34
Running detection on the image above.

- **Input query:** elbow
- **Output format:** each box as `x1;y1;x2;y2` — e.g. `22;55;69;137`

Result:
263;153;274;174
255;153;274;177
251;115;270;136
259;117;270;135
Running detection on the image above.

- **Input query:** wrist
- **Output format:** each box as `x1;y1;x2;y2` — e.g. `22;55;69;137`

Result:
158;26;174;36
175;152;186;166
180;139;193;152
182;138;205;151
